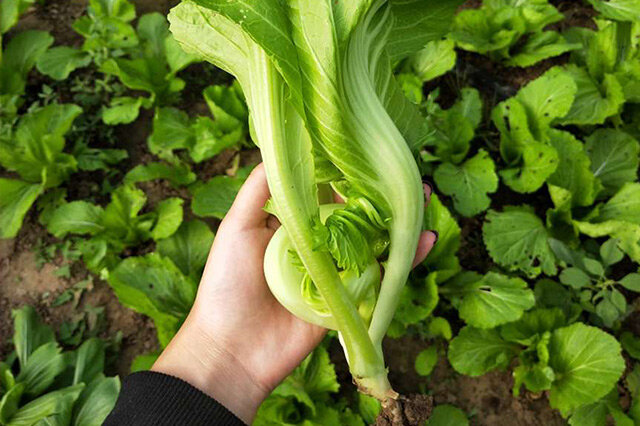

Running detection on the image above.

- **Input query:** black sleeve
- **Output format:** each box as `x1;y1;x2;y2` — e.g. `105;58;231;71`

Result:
104;371;246;426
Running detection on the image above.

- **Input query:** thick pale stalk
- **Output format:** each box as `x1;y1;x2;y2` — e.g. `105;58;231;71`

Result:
247;46;393;399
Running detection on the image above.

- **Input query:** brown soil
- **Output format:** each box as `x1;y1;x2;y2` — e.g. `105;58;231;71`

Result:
376;395;433;426
0;214;159;376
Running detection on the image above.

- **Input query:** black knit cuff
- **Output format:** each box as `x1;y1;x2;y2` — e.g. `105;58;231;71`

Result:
104;371;246;426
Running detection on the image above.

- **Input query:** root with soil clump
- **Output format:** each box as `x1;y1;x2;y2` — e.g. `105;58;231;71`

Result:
375;394;433;426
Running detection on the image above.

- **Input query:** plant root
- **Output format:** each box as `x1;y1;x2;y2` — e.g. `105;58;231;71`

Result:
375;394;433;426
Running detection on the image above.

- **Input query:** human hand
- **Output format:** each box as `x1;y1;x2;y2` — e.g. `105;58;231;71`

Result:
152;164;437;423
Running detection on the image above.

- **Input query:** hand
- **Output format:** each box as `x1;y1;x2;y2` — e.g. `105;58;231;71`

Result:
152;164;437;423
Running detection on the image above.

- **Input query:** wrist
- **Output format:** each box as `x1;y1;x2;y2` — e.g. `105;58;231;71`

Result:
151;312;269;424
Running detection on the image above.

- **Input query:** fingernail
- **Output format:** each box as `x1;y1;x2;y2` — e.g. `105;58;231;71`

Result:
430;230;439;244
422;180;433;193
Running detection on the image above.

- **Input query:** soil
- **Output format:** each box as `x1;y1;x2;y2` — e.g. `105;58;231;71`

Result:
376;395;433;426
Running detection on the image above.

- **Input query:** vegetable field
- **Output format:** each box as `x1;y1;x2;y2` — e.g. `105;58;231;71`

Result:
1;0;639;425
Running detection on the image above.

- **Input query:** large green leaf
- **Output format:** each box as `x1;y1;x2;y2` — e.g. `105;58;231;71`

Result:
0;31;53;95
386;0;462;63
448;327;519;376
72;339;106;386
547;129;601;207
71;376;120;426
483;206;557;277
427;405;469;426
548;323;625;415
35;47;92;81
157;220;214;280
585;129;640;196
557;65;624;126
149;197;184;241
585;0;640;21
191;174;247;219
16;342;66;396
0;0;36;34
6;385;84;426
443;272;535;329
107;254;197;346
434;150;498;217
47;202;106;238
11;306;55;368
0;179;43;239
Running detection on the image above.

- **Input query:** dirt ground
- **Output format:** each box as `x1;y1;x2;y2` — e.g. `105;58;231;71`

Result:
1;0;605;424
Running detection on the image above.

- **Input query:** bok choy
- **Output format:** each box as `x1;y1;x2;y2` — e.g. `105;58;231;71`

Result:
169;0;458;402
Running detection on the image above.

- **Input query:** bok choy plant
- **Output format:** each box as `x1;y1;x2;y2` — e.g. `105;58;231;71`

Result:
169;0;458;403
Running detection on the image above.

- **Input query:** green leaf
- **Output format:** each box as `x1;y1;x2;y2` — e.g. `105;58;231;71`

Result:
270;346;339;415
0;30;53;95
500;141;559;194
357;394;381;426
11;306;55;368
35;47;92;80
548;323;625;415
505;31;580;68
191;174;246;219
427;404;469;426
600;238;624;266
1;103;81;187
483;206;557;277
557;65;625;126
47;202;105;238
391;273;439;336
405;39;456;82
7;384;84;426
74;146;128;172
448;327;519;376
0;179;44;239
130;353;160;373
422;193;461;280
123;162;196;187
547;129;601;207
72;339;105;385
157;220;214;280
414;346;438;377
147;107;195;159
101;97;147;125
0;0;35;34
386;0;462;63
620;273;640;292
559;267;592;289
444;272;535;329
621;332;640;360
434;150;498;217
0;383;24;425
585;0;640;21
150;197;183;240
72;376;120;426
108;254;197;346
16;342;66;396
585;129;639;196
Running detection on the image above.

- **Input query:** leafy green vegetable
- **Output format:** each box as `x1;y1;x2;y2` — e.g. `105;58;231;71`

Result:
108;253;197;346
442;271;535;328
450;0;578;67
148;82;248;163
100;12;198;123
483;207;557;277
548;323;624;415
170;0;457;401
427;404;469;426
0;307;119;426
491;67;576;193
0;104;82;238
